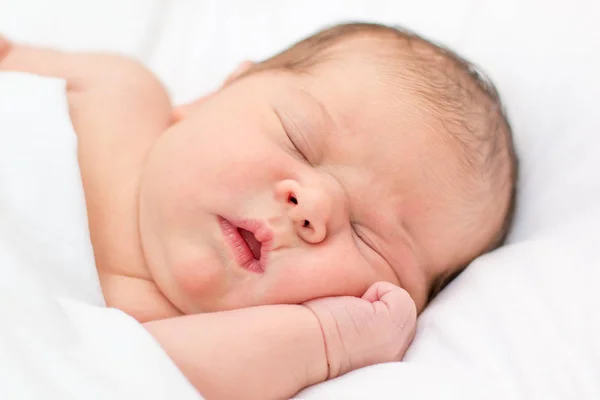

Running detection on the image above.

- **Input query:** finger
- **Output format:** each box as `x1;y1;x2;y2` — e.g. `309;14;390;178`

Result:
373;286;417;360
363;281;417;334
0;35;11;61
361;281;401;303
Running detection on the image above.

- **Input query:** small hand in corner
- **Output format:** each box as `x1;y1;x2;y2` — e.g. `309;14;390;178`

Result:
0;35;12;64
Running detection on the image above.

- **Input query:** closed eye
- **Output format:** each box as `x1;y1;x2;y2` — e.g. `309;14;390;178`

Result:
285;129;310;163
274;108;311;164
351;223;375;253
352;222;399;284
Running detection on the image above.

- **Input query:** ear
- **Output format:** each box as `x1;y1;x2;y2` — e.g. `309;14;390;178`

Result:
222;60;255;87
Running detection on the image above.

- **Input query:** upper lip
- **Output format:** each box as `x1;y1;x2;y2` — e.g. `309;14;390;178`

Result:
219;216;274;272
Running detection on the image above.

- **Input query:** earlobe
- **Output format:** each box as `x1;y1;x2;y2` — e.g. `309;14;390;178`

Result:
222;60;255;87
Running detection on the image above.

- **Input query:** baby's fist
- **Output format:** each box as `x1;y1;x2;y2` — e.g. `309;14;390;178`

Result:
303;282;416;379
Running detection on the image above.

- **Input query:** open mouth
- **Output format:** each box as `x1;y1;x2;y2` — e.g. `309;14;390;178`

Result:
237;228;262;260
218;217;272;273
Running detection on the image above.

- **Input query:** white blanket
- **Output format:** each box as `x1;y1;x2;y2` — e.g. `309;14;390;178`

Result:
0;72;200;400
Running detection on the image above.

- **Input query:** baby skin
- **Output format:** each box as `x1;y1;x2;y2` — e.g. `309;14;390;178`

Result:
0;38;417;399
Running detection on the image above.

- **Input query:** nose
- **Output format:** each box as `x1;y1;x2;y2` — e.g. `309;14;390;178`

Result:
275;179;344;244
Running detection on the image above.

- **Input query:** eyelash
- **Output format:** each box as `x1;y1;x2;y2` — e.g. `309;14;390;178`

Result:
285;130;311;164
353;225;389;272
351;223;371;251
274;108;311;164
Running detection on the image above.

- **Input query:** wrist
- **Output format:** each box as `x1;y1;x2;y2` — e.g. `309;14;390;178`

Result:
302;299;352;380
298;304;330;386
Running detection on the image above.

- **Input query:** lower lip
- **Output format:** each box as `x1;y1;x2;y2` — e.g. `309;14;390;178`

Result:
218;217;266;273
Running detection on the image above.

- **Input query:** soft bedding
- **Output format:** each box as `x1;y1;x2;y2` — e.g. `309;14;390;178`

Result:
0;72;199;400
1;0;599;399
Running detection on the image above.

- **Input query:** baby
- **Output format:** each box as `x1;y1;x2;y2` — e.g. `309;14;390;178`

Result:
0;22;517;399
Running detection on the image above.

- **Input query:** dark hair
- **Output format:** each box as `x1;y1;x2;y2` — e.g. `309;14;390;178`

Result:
246;22;519;302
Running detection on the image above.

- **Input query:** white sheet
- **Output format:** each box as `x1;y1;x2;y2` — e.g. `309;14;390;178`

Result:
0;0;166;60
0;72;200;400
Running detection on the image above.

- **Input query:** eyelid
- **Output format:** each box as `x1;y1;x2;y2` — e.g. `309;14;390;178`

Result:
353;223;401;285
286;127;311;163
274;108;311;164
352;223;376;253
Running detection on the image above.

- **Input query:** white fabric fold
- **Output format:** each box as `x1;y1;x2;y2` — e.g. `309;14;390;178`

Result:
0;72;201;400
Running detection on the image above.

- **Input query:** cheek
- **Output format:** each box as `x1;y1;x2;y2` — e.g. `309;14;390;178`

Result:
158;101;297;204
189;133;287;195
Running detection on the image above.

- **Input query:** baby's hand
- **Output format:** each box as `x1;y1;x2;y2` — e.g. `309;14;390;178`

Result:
303;282;417;379
0;36;11;62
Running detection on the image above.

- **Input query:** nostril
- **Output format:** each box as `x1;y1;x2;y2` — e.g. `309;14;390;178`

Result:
288;194;298;205
303;220;310;228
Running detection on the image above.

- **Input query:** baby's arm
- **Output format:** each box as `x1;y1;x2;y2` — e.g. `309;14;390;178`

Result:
146;281;417;399
145;305;328;399
0;37;172;143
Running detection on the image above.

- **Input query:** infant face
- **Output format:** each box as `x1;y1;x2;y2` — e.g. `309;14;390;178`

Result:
138;55;482;314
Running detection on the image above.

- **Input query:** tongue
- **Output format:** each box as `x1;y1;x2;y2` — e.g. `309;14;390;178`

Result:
238;228;262;259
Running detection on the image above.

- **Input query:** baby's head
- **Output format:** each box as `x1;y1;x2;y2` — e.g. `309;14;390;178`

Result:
139;23;517;314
